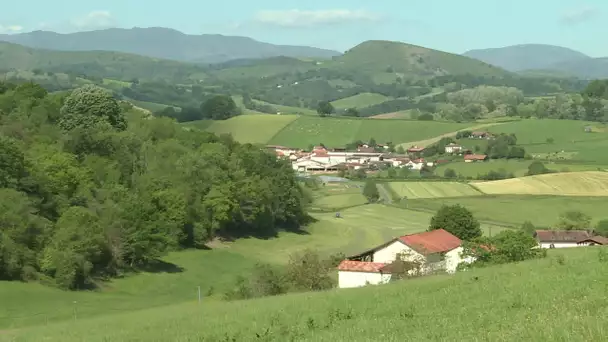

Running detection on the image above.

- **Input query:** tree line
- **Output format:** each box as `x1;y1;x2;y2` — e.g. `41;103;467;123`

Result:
0;81;309;290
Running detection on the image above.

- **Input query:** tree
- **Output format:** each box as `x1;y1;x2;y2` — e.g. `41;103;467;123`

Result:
59;85;127;131
362;179;380;203
200;95;241;120
345;107;359;117
521;221;536;235
556;211;591;231
316;101;334;117
595;219;608;237
526;161;551;176
443;168;457;179
429;205;482;241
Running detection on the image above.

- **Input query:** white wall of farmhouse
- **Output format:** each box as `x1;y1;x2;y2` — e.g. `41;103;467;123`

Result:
338;271;392;289
373;241;424;264
537;241;590;249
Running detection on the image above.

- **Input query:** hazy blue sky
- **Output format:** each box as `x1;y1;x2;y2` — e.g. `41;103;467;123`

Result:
1;0;606;56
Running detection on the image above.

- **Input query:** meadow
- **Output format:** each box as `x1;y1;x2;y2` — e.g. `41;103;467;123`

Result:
472;171;608;196
268;116;471;148
407;194;608;228
3;247;606;341
488;119;608;163
386;181;483;199
435;159;608;178
205;114;299;144
0;181;506;331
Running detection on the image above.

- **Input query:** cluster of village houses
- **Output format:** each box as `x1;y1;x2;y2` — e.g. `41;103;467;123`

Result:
336;228;607;289
267;131;493;174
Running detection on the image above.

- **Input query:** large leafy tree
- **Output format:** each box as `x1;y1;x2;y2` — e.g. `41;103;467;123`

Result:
429;204;482;241
59;85;127;131
200;95;240;120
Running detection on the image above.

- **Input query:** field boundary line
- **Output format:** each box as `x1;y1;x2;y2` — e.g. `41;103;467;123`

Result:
265;115;303;144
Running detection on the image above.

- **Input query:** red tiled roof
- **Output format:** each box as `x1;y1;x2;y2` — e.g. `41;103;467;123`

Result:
399;229;462;255
534;230;591;242
337;260;388;273
275;151;285;156
413;158;425;163
464;154;487;160
408;147;425;152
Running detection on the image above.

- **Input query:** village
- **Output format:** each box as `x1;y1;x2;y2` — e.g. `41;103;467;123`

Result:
267;131;494;175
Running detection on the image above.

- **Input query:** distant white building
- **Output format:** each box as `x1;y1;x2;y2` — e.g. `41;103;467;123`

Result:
337;229;474;289
533;230;596;248
444;143;462;154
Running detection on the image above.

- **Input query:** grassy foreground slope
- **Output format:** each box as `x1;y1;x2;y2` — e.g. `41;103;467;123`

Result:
473;171;608;196
5;248;606;341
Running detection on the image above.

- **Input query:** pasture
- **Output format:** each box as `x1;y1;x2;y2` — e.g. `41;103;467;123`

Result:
435;160;607;178
395;122;503;149
205;114;298;144
268;116;470;148
488;119;608;163
407;194;608;228
331;93;390;109
4;248;605;341
472;171;608;196
386;181;482;199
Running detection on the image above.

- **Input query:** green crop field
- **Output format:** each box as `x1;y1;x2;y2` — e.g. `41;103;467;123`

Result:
435;160;608;178
268;116;470;148
205;114;299;144
387;181;482;199
331;93;390;109
472;171;608;196
253;99;317;115
407;194;608;228
4;248;605;341
488;119;608;163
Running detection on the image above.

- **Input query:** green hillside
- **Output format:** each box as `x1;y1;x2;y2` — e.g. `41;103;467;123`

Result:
336;40;510;78
4;247;605;341
0;41;208;82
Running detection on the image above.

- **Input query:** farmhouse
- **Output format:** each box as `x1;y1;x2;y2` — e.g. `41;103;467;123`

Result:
337;229;472;289
577;236;608;246
470;131;493;139
464;154;488;162
533;230;593;248
445;143;462;154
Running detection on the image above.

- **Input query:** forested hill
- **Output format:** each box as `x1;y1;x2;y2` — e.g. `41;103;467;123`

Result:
0;81;309;290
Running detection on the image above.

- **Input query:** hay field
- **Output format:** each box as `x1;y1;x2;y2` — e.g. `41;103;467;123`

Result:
387;182;482;199
205;114;298;144
472;171;608;196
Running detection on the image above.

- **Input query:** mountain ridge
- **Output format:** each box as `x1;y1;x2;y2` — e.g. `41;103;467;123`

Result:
0;27;342;64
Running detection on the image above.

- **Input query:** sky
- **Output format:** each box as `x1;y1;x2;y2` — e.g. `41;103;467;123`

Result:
1;0;607;56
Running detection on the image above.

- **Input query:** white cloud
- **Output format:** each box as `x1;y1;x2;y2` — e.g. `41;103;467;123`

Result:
0;24;24;33
70;10;116;30
253;9;380;27
560;6;597;25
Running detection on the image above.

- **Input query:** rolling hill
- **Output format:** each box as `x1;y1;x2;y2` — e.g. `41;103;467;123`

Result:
0;41;207;82
464;44;608;79
463;44;591;72
337;40;510;79
0;27;342;64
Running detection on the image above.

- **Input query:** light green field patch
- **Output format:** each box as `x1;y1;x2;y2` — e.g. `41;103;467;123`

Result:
331;93;390;109
269;116;470;148
387;182;482;199
313;193;368;210
207;114;298;144
472;171;608;196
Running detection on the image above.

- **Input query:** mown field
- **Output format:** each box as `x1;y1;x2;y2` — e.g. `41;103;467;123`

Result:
205;114;299;144
407;194;608;228
472;171;608;196
435;160;608;178
268;116;471;148
4;248;606;341
488;119;608;163
386;181;482;199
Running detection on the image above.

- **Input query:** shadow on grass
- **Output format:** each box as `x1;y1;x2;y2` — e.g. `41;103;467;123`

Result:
136;259;185;274
216;215;316;241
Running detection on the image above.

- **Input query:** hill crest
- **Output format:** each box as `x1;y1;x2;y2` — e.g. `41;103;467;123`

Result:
0;27;342;64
